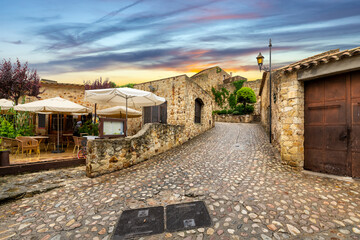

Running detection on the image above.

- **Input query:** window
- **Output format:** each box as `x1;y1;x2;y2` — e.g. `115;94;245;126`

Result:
195;98;203;123
38;114;46;128
143;102;167;124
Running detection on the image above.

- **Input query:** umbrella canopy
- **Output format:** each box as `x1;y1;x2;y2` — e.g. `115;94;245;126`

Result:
14;97;91;153
0;99;14;111
85;87;165;136
14;97;91;114
85;87;165;107
97;106;142;118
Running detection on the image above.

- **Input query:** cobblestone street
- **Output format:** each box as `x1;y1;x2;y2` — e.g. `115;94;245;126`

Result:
0;122;360;240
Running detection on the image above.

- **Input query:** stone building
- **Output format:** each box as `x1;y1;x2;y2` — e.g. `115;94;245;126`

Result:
127;74;214;139
259;46;360;178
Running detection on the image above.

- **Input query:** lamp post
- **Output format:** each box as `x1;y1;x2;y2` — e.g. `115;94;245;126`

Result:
256;39;272;143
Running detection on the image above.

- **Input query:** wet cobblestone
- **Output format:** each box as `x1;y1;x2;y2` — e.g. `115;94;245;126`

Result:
0;122;360;239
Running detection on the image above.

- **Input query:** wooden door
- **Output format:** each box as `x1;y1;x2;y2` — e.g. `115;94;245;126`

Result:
304;74;348;176
351;71;360;178
304;70;360;177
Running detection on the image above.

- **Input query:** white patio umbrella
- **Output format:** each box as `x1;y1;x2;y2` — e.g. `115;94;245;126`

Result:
97;106;142;118
14;97;91;153
0;99;14;111
85;87;165;135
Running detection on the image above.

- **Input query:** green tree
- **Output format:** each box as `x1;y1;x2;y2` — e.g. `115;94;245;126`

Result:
236;87;256;107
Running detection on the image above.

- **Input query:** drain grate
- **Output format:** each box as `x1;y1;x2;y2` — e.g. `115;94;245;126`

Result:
166;201;212;232
112;206;164;239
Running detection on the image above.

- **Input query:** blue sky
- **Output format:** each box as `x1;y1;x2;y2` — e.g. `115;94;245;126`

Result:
1;0;360;84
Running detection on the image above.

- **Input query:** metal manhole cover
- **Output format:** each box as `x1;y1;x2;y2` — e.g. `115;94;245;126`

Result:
112;206;164;239
166;201;211;232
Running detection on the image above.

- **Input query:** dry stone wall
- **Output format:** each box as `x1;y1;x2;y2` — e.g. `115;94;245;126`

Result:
260;71;304;167
86;123;185;177
130;75;214;139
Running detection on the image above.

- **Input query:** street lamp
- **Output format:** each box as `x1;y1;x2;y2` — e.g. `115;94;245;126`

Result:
256;39;272;143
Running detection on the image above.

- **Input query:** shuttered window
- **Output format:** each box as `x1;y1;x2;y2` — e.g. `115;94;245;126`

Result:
38;114;46;128
143;102;167;124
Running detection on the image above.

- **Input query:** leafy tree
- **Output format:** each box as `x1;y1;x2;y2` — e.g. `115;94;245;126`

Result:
84;77;116;90
236;87;256;107
118;83;135;88
0;59;42;105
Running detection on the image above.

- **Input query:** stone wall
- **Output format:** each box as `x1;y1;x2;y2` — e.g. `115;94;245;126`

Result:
214;114;254;123
190;66;231;94
260;71;304;167
86;123;185;177
130;75;214;139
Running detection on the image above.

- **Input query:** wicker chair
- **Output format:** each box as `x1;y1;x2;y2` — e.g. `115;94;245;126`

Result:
0;137;19;154
46;134;57;152
15;137;40;156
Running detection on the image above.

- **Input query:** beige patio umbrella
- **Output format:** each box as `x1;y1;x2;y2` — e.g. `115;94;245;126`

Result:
0;99;14;112
85;87;165;135
14;97;91;153
97;106;142;118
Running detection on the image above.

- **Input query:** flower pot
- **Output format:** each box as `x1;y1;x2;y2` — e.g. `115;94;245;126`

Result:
0;150;10;166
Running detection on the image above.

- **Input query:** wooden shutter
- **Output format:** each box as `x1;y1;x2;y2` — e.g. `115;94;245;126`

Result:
152;106;159;122
144;106;151;123
38;114;46;128
160;102;167;124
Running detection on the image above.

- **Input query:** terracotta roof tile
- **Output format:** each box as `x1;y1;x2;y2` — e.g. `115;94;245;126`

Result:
279;46;360;73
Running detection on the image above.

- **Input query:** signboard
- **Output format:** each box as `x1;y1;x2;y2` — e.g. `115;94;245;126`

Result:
99;118;126;138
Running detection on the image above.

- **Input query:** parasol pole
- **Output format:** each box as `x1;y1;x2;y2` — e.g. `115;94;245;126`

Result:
57;113;60;150
125;97;128;136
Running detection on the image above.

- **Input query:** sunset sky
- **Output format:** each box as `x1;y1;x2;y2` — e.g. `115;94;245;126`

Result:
1;0;360;85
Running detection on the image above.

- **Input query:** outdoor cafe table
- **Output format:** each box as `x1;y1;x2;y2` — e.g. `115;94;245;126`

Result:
28;136;49;145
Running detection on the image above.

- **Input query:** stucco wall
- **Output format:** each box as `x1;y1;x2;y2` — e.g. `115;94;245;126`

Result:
260;71;304;167
86;123;185;177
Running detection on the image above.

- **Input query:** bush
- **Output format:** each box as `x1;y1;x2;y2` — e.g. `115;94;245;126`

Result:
233;104;254;115
232;111;240;115
79;120;99;136
236;87;256;106
218;109;228;115
244;105;254;114
228;93;237;110
227;109;234;114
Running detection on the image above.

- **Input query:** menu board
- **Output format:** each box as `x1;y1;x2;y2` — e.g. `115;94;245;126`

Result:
103;120;124;136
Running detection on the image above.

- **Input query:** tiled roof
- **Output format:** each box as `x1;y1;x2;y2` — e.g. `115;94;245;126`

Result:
279;46;360;73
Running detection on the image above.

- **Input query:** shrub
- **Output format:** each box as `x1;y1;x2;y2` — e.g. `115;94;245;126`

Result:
232;80;246;93
79;120;99;136
218;109;228;115
227;109;234;114
228;93;237;110
236;87;256;106
232;111;240;115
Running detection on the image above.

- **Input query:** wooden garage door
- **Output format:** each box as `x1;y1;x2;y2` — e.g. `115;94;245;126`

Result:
304;70;360;177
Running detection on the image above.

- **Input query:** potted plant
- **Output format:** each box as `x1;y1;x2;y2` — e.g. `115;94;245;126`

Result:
79;120;99;136
0;139;10;167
